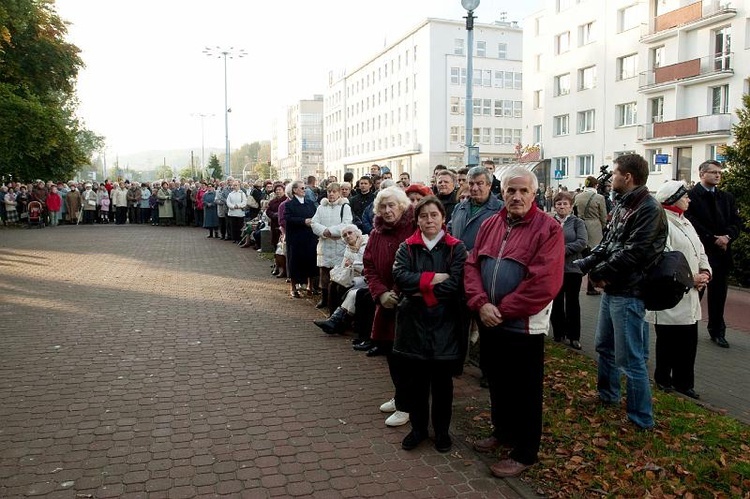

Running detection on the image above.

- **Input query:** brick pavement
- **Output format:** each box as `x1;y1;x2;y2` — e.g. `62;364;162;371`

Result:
0;225;527;499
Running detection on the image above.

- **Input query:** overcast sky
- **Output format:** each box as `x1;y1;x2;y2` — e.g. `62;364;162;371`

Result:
55;0;543;157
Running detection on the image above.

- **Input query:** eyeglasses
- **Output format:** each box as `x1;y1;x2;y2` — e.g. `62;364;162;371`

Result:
704;170;722;175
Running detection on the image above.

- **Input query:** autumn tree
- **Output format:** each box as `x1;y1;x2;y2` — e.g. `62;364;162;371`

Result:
206;154;222;180
0;0;99;181
721;93;750;286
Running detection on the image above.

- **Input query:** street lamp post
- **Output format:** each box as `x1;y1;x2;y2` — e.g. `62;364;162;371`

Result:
203;46;246;178
462;0;480;167
191;113;215;176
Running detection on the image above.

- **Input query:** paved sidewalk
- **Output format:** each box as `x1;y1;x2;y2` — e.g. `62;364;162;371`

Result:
0;226;525;499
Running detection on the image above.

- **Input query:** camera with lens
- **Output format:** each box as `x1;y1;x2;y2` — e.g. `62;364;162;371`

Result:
596;165;612;196
573;243;606;276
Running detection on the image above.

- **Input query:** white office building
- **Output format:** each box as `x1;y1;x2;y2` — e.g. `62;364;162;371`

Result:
524;0;747;190
274;96;324;181
323;18;525;183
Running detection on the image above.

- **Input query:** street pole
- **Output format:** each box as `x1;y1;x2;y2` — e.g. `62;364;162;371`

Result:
203;46;246;179
462;0;480;167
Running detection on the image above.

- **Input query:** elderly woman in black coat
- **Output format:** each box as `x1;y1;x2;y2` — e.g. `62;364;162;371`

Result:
284;180;319;298
391;196;468;454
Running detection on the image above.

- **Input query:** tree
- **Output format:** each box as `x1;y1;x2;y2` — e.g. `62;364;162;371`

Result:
721;93;750;286
178;167;194;180
155;164;173;181
206;154;222;180
255;161;278;180
0;0;96;181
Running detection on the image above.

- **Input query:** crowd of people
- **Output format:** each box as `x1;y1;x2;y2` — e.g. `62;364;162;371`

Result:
2;155;743;479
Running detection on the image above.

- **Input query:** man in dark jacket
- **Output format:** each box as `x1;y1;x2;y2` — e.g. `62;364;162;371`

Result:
349;176;376;230
685;160;744;348
587;154;666;430
435;170;459;223
482;160;502;196
465;167;564;478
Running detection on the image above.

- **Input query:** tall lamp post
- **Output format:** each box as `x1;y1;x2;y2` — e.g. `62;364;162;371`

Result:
462;0;480;167
191;112;215;176
203;46;246;178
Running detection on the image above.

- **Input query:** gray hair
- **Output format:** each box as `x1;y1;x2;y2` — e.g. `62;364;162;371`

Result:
467;166;493;185
500;167;538;193
380;179;396;189
373;186;410;214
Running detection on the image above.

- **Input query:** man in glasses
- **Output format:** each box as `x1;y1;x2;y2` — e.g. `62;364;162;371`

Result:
685;160;743;348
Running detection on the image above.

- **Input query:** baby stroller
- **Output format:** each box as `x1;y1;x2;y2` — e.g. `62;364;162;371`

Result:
27;201;45;228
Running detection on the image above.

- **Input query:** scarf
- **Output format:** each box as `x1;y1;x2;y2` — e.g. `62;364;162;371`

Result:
663;204;685;216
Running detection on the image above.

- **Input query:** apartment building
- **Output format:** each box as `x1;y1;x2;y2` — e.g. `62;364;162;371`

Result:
274;96;324;181
524;0;747;190
323;18;524;183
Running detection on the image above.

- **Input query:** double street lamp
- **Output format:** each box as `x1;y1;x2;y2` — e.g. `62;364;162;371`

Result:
203;46;247;178
191;112;215;176
462;0;480;167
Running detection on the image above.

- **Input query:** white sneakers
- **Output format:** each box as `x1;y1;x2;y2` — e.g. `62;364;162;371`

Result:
385;410;410;427
379;398;396;413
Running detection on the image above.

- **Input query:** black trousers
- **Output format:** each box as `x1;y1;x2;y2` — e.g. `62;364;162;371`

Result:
228;216;243;242
128;205;139;224
219;217;227;238
481;325;544;465
401;358;454;436
654;323;698;391
701;257;729;338
551;272;583;341
353;288;375;342
115;206;127;224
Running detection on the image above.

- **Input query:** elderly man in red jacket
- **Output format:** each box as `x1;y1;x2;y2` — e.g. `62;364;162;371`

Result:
464;166;564;478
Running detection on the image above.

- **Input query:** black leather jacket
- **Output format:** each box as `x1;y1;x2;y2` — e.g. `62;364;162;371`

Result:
589;185;667;297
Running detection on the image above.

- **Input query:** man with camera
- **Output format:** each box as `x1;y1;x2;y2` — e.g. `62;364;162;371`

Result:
576;154;667;430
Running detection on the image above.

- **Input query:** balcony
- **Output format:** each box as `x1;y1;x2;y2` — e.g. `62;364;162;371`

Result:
641;1;737;43
638;53;733;92
638;113;731;143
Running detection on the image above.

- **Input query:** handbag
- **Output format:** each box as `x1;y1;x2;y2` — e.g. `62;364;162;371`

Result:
641;251;693;311
87;200;96;206
330;265;354;287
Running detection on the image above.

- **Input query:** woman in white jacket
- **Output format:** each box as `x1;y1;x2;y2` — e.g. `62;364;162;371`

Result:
647;181;711;400
309;182;353;310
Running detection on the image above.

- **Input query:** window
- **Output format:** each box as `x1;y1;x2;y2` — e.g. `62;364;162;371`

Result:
651;45;665;69
494;128;503;145
450;67;460;85
553;157;569;177
577;155;595;176
711;85;729;114
482;127;491;144
450;97;460;115
477;40;486;57
494;70;504;88
482;99;492;116
579;21;595;45
617;53;638;80
556;32;570;54
494;100;503;117
454;38;465;56
554;73;571;96
714;26;732;70
533;125;542;143
646;148;663;173
553;114;569;136
578;109;595;133
557;0;571;12
473;69;482;86
498;43;507;59
473;98;481;116
579;65;596;90
616;102;637;127
473;127;480;145
533;89;543;109
450;126;460;143
482;69;492;86
504;72;514;88
619;4;639;32
513;101;522;118
650;96;663;123
514;73;523;89
535;54;542;71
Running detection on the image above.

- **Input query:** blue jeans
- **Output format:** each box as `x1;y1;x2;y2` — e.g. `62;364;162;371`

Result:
594;293;654;429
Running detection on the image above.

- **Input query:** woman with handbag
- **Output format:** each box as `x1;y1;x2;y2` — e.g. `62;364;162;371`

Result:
550;191;588;349
82;183;97;224
313;224;369;334
157;181;174;226
647;181;711;399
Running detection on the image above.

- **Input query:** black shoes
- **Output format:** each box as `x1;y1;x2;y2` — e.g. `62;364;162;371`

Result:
401;430;427;451
675;388;700;399
710;337;729;348
366;346;386;357
656;383;674;393
313;308;348;335
352;340;372;351
570;340;582;350
434;434;452;453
